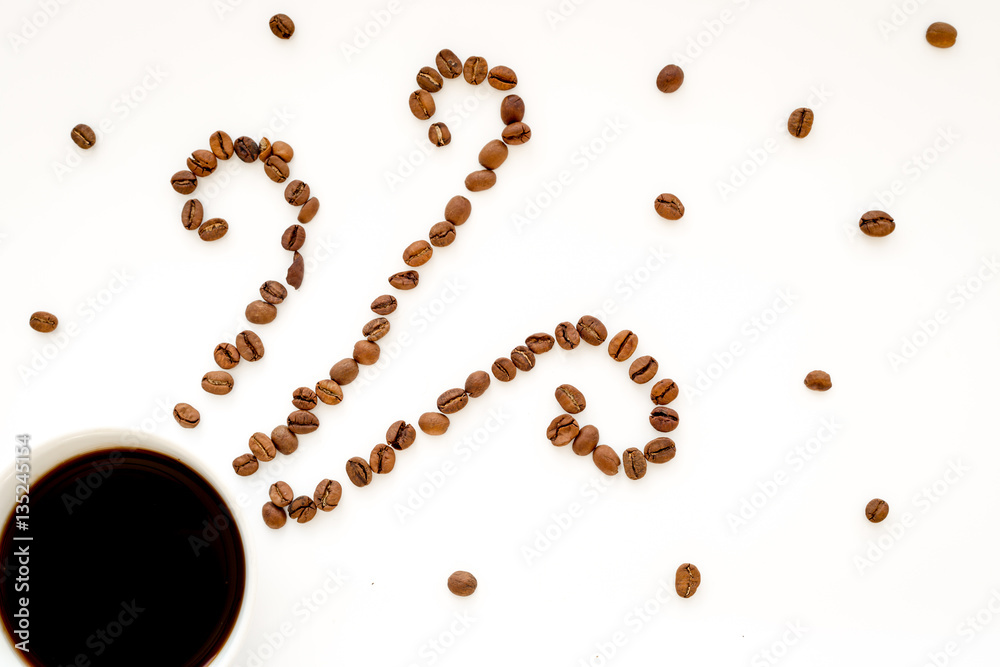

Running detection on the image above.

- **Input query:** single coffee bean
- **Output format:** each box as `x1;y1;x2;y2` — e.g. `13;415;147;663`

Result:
859;210;895;237
654;193;684;220
487;65;517;90
623;447;647;480
284;180;310;206
650;379;678;405
804;370;832;391
608;329;638;361
269;481;294;507
463;56;489;84
409;90;436;120
650;406;679;433
437;388;469;415
388;270;419;290
262;502;286;529
479;140;509;170
417;66;444;92
209;131;234;160
429;221;456;247
173;403;200;428
287;410;319;435
524;333;554;354
403;240;434;267
926;22;957;48
371;294;398;315
656;64;684;93
232;453;258;477
315;379;344;405
353;340;381;365
271;141;294;162
198;218;228;242
248;432;276;462
644;437;676;464
465;371;491;398
511;345;536;371
500;94;525;124
555;322;581;350
362;317;390;342
28;311;58;333
213;342;240;369
572;425;599;456
170;170;197;195
233;136;259;163
418;412;450;435
292;387;318;410
501;122;531;145
245;300;278;325
281;224;306;251
269;13;295;39
314;479;342;511
260;280;288;305
866;498;890;523
370;444;396;474
554;384;586;414
258;137;272;161
547;414;580;446
593;445;620;476
387;420;417;450
201;370;234;395
346;457;373;487
577;315;607;345
465;169;497;192
445;196;471;225
435;49;462;78
289;497;318;525
329;358;359;385
492;357;517;382
629;356;658;384
187;149;218;177
675;563;701;598
271;425;298;455
71;123;96;149
298;197;320;223
235;330;264;361
448;571;477;597
264;155;289;183
286;251;304;290
429;122;451;147
181;199;203;230
787;107;814;138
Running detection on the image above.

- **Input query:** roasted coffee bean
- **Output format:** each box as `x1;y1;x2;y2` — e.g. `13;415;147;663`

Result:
292;387;318;410
371;294;398;315
284;180;310;206
547;414;580;446
287;410;319;435
28;311;58;333
448;571;477;597
173;403;200;428
403;240;433;267
650;406;679;433
804;370;832;391
388;270;419;290
262;502;286;529
429;221;456;247
492;357;517;382
418;412;450;435
187;149;217;177
572;425;599;456
429;122;451;147
353;340;380;365
465;169;496;192
362;317;390;342
346;457;373;487
235;330;264;361
608;330;638;361
656;64;684;93
501;122;531;145
209;131;234;160
866;498;889;523
525;333;554;354
249;432;276;462
269;13;294;39
233;453;259;477
271;141;293;162
314;479;342;511
233;136;259;163
330;358;359;385
281;224;306;251
289;497;318;524
198;218;228;242
488;65;517;90
370;444;396;474
593;445;620;476
417;66;444;92
387;420;417;450
463;56;489;84
650;379;678;405
511;345;536;371
271;425;298;455
479;140;508;170
246;300;278;325
654;193;684;220
500;95;525;124
437;388;469;414
171;170;197;194
926;22;957;48
201;371;234;395
409;90;436;120
623;447;647;480
577;315;607;345
269;481;294;507
788;107;814;138
213;342;240;369
435;49;462;78
71;123;96;149
465;371;491;398
258;137;272;161
260;280;288;305
675;563;700;598
644;437;676;464
315;379;344;405
298;197;320;223
264;155;289;183
554;384;586;414
859;210;895;237
629;356;658;384
286;251;304;290
445;196;471;225
555;322;581;350
181;199;203;230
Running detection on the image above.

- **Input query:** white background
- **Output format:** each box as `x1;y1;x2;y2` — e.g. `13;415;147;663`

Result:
3;0;1000;665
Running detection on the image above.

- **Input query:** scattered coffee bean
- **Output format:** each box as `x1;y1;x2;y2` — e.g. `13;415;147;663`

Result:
492;357;517;382
628;356;658;384
353;340;381;365
859;210;895;237
270;141;293;162
173;403;200;428
465;169;497;192
248;432;276;462
362;317;390;342
650;406;679;433
171;170;197;194
866;498;889;523
464;56;489;84
403;240;434;267
488;65;517;90
233;136;259;163
622;447;646;480
418;412;450;435
409;90;436;120
572;425;599;456
235;330;264;361
525;333;554;354
289;497;318;524
262;502;286;529
417;66;444;92
429;221;457;247
258;137;272;161
371;294;398;315
593;445;621;476
429;122;451;147
213;342;240;369
330;358;360;385
656;65;684;93
804;370;832;391
287;410;320;435
479;140;508;170
435;49;462;78
577;315;607;345
198;218;228;242
201;370;234;395
187;149;217;177
286;251;304;290
28;311;58;333
554;384;586;414
644;437;676;464
346;457;373;487
448;571;477;597
281;224;306;251
500;95;525;124
654;193;684;220
650;379;678;405
298;197;320;223
314;479;342;511
292;387;318;410
501;122;531;145
608;330;638;361
555;322;581;350
269;481;294;507
315;379;344;405
246;300;278;325
547;414;580;446
387;420;417;450
465;371;491;398
233;453;258;477
511;345;535;371
370;444;396;474
271;425;298;455
260;280;288;305
71;123;96;149
284;180;310;206
437;388;469;414
926;22;957;48
388;270;419;290
675;563;700;598
264;155;289;183
445;196;472;225
181;199;203;230
787;107;814;138
209;131;234;160
269;13;294;39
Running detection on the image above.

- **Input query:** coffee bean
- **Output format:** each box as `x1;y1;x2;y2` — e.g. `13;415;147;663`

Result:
429;221;457;247
572;425;599;456
315;379;344;405
547;414;580;446
577;315;607;345
330;358;359;385
314;479;342;511
287;410;319;435
650;379;678;405
234;136;259;163
28;311;57;333
370;444;396;474
465;371;491;398
362;317;390;342
859;210;895;237
866;498;889;523
260;280;288;305
463;56;489;84
409;90;436;120
289;497;318;524
271;425;298;455
629;356;658;384
235;330;264;361
181;199;203;230
656;65;684;93
437;388;469;414
187;149;217;177
492;357;517;382
435;49;462;79
286;251;304;290
284;180;310;206
623;447;646;480
246;300;277;325
608;330;638;361
269;481;294;507
593;445;620;476
644;437;676;464
264;155;289;183
388;270;419;290
465;169;497;192
292;387;318;410
262;502;286;529
519;334;552;355
298;197;320;223
202;370;234;395
555;322;581;350
371;294;398;315
479;140;508;170
213;342;240;369
500;95;525;124
198;218;228;242
210;131;234;160
675;563;700;598
271;141;294;162
926;22;957;48
555;384;586;414
269;13;294;39
387;420;417;450
353;340;380;365
650;406;679;433
804;370;832;391
71;123;96;149
258;137;272;161
654;193;684;220
171;170;197;195
787;107;814;138
346;457;373;487
448;571;477;597
173;403;200;428
488;65;517;90
403;240;433;267
249;432;276;462
511;345;536;371
418;412;450;435
281;224;306;251
429;122;451;147
501;122;531;145
233;453;258;477
417;66;444;92
445;196;472;225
